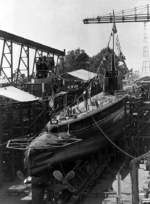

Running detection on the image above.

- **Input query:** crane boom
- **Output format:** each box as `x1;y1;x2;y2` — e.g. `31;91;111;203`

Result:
83;14;150;24
83;5;150;24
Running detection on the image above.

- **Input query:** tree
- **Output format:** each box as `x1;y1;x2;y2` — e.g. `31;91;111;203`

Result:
61;47;128;79
64;48;90;72
89;47;128;78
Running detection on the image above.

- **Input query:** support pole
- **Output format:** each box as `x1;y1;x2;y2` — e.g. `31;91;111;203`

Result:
32;176;46;204
130;159;139;204
116;172;121;204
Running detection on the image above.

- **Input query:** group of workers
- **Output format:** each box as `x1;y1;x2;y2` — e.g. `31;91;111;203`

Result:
36;56;55;78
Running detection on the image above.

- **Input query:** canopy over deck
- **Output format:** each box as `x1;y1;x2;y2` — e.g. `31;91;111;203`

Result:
0;86;39;102
62;69;97;81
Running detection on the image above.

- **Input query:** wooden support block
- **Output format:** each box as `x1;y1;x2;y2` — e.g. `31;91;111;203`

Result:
32;176;46;204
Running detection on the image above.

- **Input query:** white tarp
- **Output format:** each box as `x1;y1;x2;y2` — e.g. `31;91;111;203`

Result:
0;86;39;102
67;69;97;81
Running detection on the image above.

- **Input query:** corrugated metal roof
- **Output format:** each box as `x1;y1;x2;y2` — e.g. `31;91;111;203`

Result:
0;86;39;102
67;69;97;81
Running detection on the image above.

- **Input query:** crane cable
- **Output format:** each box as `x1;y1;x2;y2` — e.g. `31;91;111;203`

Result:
92;117;135;159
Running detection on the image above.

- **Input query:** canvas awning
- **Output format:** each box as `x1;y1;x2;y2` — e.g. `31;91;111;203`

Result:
62;69;97;81
0;86;39;102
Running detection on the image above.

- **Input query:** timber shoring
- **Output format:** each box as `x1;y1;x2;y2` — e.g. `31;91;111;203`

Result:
0;99;50;182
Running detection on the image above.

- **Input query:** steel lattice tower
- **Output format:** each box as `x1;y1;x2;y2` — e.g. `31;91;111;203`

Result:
141;22;150;76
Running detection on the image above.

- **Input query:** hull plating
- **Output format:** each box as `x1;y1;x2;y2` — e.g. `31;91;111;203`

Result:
28;97;126;175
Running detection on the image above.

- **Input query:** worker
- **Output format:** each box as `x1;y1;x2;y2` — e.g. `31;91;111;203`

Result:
83;89;88;111
36;57;42;78
42;56;48;78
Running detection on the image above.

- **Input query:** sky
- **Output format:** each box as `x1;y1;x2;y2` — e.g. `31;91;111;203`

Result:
0;0;150;71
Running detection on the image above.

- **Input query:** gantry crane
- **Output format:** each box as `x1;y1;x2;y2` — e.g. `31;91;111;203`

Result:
0;30;65;84
83;4;150;204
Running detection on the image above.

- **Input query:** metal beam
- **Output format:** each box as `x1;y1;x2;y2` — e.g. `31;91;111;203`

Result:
0;40;13;83
15;45;30;83
0;30;65;56
83;14;150;24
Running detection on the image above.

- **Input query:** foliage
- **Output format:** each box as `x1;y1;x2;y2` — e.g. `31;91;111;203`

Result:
89;47;128;78
63;47;128;79
64;48;90;72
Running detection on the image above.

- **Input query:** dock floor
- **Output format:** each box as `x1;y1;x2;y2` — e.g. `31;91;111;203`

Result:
80;159;149;204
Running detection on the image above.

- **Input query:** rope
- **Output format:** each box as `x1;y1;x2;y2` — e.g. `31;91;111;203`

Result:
92;117;135;159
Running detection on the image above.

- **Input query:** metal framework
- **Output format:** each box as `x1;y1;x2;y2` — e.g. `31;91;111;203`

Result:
141;22;150;76
83;5;150;24
0;40;13;83
83;4;150;78
0;30;65;84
